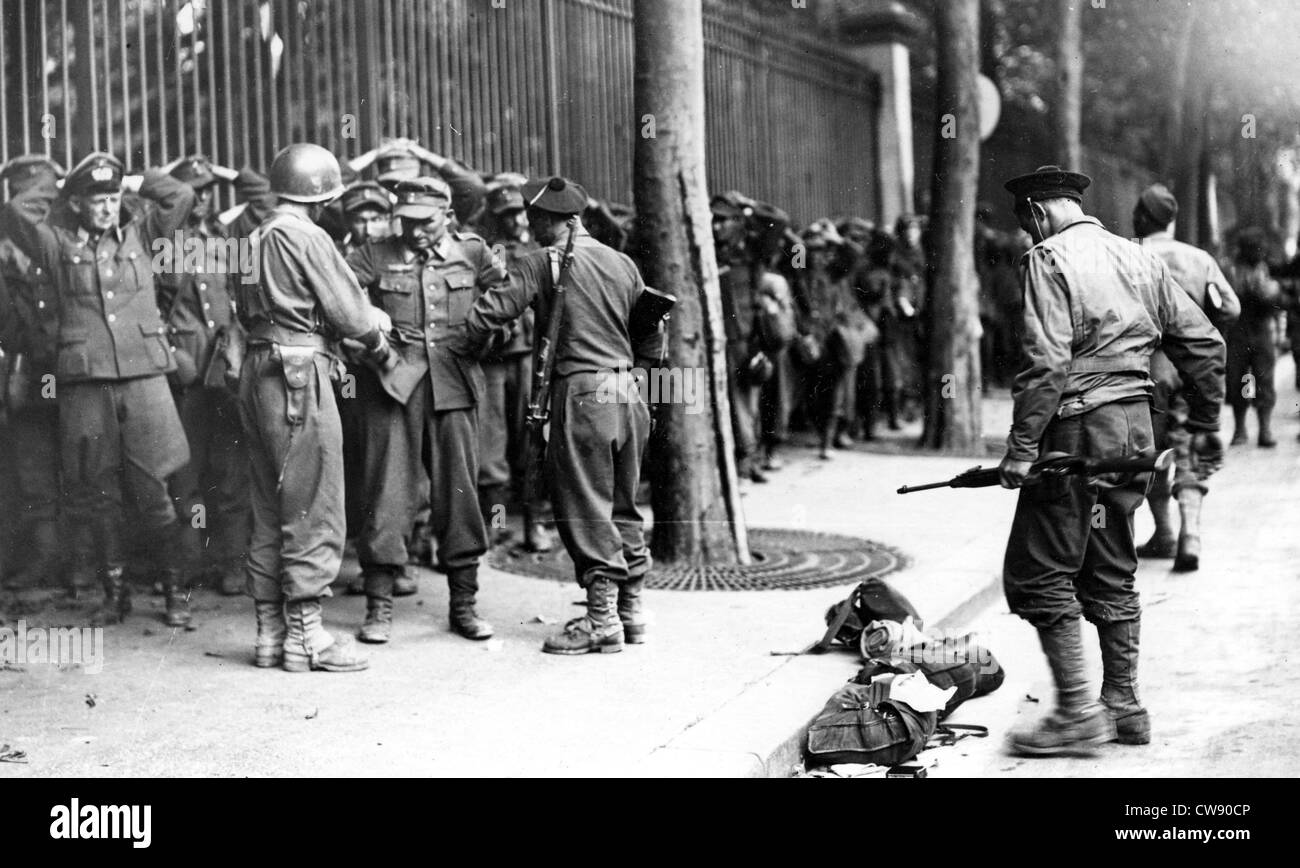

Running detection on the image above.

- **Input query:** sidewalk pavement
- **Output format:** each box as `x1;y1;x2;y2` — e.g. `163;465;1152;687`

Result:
2;394;1023;778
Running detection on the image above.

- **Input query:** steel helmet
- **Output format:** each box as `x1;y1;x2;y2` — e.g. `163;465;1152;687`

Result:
268;143;345;203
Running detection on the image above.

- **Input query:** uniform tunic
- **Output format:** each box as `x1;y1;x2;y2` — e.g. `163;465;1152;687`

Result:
1;172;194;566
1003;217;1225;627
346;231;503;582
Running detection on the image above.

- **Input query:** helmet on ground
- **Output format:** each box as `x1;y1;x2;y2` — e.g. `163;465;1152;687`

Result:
269;143;345;204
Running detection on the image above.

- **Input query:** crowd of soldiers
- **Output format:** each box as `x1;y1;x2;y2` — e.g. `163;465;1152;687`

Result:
2;139;1298;676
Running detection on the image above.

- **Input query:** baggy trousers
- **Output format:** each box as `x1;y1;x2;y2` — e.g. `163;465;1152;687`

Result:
60;377;189;570
356;372;487;581
2;402;61;575
548;370;651;588
239;347;345;603
477;352;531;491
170;384;251;568
1003;399;1155;628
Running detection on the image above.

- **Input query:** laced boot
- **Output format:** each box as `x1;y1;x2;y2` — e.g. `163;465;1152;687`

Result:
392;566;418;597
282;598;369;673
1097;619;1150;745
617;577;648;644
161;568;192;628
89;567;132;627
358;567;396;644
542;577;624;655
1006;617;1114;757
448;566;493;640
1136;489;1176;558
254;601;287;668
1173;487;1204;572
1257;407;1277;448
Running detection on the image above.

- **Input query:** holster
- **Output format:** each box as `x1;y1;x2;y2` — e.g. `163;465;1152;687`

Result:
273;344;317;427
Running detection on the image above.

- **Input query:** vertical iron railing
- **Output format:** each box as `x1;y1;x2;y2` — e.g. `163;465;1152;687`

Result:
2;0;879;223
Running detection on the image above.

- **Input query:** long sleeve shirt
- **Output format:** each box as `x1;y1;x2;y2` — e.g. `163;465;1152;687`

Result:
240;206;378;347
462;228;661;376
1007;217;1225;461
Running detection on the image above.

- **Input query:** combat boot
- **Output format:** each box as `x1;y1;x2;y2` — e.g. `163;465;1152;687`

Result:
160;568;192;628
1097;618;1150;745
1230;407;1249;445
1257;408;1277;448
1173;487;1203;572
447;566;493;640
393;567;418;597
524;520;555;553
218;559;245;596
282;598;369;673
1006;617;1114;757
1136;490;1176;558
254;601;287;668
617;577;648;644
542;577;623;655
89;567;132;627
358;567;396;644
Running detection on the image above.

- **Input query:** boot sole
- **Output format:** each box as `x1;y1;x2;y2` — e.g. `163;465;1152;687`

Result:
357;633;391;644
282;657;370;672
542;641;624;655
254;653;284;668
1006;736;1108;758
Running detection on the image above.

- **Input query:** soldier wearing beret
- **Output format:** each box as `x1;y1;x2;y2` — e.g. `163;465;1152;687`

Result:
1132;183;1239;573
0;152;197;626
457;176;666;655
157;155;251;598
997;166;1226;756
345;175;503;644
0;156;65;591
239;142;393;672
476;184;554;553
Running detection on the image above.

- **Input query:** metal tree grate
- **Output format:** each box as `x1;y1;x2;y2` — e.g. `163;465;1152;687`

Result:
489;528;909;591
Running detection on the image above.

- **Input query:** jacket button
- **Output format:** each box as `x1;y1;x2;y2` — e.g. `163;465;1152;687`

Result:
105;291;114;299
203;302;210;310
107;314;116;323
207;320;216;328
199;282;207;290
105;269;113;277
37;300;45;309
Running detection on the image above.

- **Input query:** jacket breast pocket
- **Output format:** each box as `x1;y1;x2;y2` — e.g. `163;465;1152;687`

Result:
59;251;98;296
445;272;477;325
57;328;92;379
376;273;415;317
139;324;174;370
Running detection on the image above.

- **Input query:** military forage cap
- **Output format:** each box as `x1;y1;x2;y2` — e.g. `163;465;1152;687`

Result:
341;181;393;215
522;176;588;216
1003;164;1092;203
486;185;525;215
1137;182;1178;226
392;176;452;220
65;152;124;196
172;154;219;190
710;190;752;218
376;149;423;188
1;154;66;192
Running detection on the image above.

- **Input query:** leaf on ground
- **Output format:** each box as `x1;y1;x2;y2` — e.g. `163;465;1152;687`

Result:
85;693;97;708
305;708;318;720
0;745;28;763
203;651;224;658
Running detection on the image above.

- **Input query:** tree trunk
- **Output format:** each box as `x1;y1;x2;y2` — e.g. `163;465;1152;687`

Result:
1054;0;1083;170
921;0;983;452
633;0;748;565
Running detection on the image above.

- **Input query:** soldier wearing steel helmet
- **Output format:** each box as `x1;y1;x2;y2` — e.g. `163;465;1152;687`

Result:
997;166;1226;756
237;143;394;672
1;152;196;627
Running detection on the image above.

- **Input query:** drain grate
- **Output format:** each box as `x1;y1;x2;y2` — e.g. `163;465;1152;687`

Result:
489;528;909;591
